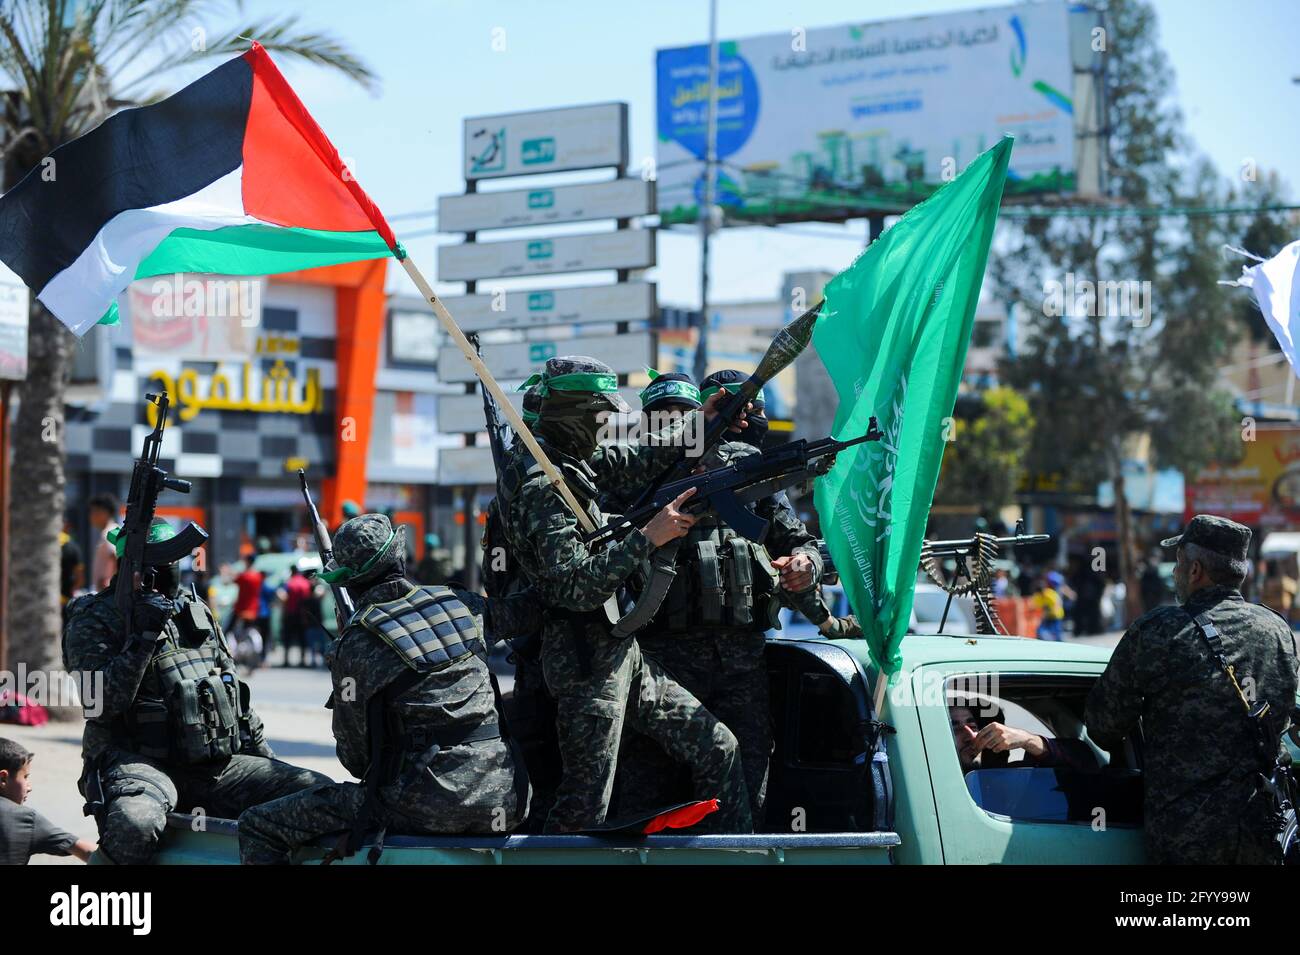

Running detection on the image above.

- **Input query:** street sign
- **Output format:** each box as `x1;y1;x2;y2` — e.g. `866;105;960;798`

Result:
437;332;654;384
0;263;29;381
438;446;497;486
438;386;642;434
433;281;656;333
463;103;628;181
438;229;655;283
439;178;655;233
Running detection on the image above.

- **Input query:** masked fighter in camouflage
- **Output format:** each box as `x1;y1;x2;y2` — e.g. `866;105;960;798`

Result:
238;513;533;863
614;370;825;826
62;518;329;864
500;356;753;833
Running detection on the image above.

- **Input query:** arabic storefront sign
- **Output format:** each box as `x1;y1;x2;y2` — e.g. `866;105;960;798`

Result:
1187;427;1300;527
146;359;323;426
655;0;1076;224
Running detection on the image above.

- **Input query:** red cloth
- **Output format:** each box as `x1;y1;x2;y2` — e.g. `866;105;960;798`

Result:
641;799;719;835
281;573;312;615
234;568;264;620
0;691;49;726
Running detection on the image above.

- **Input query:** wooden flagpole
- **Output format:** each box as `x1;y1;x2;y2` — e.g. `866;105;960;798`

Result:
398;256;598;535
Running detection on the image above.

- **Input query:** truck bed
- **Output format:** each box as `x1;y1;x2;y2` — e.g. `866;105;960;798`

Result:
157;813;899;865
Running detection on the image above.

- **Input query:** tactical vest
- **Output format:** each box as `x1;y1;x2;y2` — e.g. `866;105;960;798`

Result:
652;512;782;634
353;584;481;673
120;599;245;765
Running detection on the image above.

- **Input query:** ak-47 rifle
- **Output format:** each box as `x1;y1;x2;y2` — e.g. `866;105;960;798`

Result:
919;520;1050;635
470;332;511;479
115;393;209;636
298;469;355;630
585;422;882;548
588;422;882;637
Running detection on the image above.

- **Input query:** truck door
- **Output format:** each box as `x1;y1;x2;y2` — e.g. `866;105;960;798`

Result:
916;665;1146;864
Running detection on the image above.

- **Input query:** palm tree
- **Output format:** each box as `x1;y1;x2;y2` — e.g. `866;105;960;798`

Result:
0;1;377;672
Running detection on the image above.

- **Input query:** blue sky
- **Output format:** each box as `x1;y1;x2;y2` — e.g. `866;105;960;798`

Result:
233;0;1300;305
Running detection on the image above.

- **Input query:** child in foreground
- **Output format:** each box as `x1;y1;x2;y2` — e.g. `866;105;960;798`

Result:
0;737;96;864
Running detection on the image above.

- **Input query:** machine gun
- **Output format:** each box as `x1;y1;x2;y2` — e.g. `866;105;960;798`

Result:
918;520;1050;635
584;422;882;549
298;469;355;631
115;393;209;637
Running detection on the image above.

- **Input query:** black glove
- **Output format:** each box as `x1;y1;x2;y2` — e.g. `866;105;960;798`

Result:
131;591;175;638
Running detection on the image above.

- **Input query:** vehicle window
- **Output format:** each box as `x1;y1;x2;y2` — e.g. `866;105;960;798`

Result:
795;672;858;766
946;675;1143;827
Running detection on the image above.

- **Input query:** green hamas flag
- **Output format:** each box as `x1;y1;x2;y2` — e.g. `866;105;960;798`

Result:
812;137;1012;674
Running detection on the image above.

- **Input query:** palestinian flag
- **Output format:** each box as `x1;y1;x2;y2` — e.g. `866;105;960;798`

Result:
0;42;399;336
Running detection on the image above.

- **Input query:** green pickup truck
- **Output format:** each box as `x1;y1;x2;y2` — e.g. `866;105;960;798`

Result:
153;631;1295;865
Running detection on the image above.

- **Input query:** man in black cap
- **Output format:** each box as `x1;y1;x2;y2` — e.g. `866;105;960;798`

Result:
1085;514;1299;864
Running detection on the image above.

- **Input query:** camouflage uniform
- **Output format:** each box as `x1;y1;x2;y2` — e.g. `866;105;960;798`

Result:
615;444;823;825
501;356;751;834
1085;515;1300;865
63;586;329;864
239;515;528;863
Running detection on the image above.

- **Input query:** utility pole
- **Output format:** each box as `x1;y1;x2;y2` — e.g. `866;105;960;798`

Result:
693;0;719;384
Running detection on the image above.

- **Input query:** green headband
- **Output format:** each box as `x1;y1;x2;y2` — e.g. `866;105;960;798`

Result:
640;377;701;408
319;527;397;584
108;521;178;559
519;371;619;398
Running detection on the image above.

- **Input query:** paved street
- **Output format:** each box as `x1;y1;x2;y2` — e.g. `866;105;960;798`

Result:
13;668;347;865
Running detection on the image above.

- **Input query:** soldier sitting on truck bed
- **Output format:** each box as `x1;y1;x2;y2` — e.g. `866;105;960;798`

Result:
238;513;535;864
63;518;331;865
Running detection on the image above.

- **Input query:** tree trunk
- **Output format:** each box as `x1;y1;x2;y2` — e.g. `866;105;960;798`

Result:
1112;467;1142;625
6;302;74;670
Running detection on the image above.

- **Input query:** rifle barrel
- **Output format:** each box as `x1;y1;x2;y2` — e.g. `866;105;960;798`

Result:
924;534;1050;551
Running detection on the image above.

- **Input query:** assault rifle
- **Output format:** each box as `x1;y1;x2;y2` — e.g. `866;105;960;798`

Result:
583;420;883;549
115;393;209;637
298;469;355;631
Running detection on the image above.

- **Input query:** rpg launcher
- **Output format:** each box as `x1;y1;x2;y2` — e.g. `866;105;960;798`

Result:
918;519;1050;635
626;302;822;512
583;419;883;549
115;393;209;637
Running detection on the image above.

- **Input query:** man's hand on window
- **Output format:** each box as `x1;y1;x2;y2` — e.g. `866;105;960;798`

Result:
973;722;1047;759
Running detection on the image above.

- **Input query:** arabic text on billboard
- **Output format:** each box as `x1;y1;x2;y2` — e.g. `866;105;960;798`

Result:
655;1;1075;224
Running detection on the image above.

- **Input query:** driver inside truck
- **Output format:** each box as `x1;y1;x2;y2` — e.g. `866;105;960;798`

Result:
950;703;1098;774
